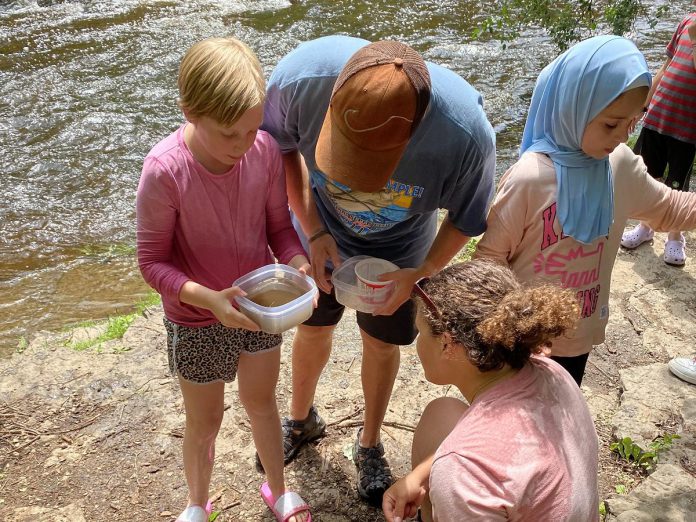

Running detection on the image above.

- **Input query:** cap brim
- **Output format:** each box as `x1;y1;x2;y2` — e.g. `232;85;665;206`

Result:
315;106;405;193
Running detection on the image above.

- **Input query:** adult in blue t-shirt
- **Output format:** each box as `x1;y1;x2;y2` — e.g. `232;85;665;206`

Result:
262;35;495;506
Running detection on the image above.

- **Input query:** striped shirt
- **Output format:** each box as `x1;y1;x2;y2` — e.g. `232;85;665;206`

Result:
643;13;696;144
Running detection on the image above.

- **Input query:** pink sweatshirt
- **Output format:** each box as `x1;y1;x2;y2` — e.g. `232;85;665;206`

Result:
476;144;696;356
430;357;599;521
136;125;306;326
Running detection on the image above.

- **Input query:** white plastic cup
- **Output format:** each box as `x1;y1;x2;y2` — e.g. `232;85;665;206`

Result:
354;258;399;304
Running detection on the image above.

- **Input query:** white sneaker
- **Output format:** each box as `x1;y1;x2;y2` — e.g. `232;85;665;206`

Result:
176;505;209;522
668;356;696;385
621;224;654;249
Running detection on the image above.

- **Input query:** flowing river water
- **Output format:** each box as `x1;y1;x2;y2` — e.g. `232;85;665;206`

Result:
0;0;690;357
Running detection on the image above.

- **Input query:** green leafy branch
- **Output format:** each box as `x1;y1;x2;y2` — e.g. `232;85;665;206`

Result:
475;0;669;50
610;433;681;471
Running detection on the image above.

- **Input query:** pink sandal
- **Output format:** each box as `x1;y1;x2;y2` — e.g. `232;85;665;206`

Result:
260;481;312;522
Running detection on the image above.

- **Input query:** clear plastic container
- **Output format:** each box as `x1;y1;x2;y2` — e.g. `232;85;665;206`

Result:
332;256;398;313
233;264;318;334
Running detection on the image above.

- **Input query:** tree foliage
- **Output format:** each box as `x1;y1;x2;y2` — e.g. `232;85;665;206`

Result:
476;0;670;50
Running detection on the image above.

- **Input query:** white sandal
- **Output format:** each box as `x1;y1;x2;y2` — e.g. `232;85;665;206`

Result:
664;234;686;266
176;505;209;522
621;224;654;249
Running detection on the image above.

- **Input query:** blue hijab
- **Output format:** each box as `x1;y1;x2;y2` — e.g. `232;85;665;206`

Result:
520;35;651;244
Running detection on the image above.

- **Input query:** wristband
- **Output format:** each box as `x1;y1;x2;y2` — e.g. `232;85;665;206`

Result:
308;228;330;244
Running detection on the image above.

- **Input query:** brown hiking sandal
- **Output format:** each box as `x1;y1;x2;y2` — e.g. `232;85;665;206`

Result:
255;405;326;472
352;428;393;507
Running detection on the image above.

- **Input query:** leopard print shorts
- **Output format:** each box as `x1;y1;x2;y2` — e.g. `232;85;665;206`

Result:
164;318;282;384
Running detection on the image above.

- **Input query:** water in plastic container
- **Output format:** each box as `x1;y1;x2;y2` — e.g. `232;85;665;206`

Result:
234;265;317;334
247;282;305;307
332;256;398;313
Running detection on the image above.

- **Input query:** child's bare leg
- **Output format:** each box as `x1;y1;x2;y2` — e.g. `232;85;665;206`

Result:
179;378;225;507
668;230;683;242
412;397;468;522
238;347;310;522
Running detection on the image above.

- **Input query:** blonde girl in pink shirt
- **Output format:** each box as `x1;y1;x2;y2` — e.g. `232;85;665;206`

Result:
136;38;311;522
383;260;598;521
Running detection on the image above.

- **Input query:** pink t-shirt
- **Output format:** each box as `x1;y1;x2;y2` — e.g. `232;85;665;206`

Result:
429;357;599;522
136;125;306;326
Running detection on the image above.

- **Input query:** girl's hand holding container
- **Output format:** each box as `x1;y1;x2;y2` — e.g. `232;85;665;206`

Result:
209;286;262;331
287;254;318;307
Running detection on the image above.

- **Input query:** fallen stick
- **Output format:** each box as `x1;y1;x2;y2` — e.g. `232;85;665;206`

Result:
327;407;363;427
336;420;416;432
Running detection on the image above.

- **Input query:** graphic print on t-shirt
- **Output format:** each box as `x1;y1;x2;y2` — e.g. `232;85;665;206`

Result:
533;203;606;319
311;170;425;235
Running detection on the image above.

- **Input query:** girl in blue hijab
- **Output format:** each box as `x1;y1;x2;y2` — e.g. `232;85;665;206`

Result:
521;35;651;244
476;36;696;386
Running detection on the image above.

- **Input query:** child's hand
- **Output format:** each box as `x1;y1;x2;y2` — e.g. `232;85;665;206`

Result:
288;255;319;307
382;473;426;522
288;254;311;276
210;287;261;331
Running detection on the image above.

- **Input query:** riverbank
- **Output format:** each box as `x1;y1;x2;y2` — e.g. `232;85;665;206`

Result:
1;230;695;521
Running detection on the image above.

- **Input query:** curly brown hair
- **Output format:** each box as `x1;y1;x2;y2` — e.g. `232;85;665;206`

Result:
418;260;579;371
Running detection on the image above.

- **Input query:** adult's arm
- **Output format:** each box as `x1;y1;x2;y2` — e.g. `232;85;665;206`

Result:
264;139;308;265
373;217;471;316
376;119;497;315
284;150;341;293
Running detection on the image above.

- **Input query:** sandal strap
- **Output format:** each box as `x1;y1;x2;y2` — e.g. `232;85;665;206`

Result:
282;417;309;430
281;406;318;431
274;491;311;521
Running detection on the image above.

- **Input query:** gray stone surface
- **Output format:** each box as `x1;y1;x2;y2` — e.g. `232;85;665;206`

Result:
612;364;695;448
605;464;696;522
604;231;696;522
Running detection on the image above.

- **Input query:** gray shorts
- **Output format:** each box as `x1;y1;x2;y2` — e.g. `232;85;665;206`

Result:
164;318;282;384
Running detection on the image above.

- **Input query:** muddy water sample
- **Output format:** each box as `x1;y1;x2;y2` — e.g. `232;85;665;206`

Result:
247;280;305;307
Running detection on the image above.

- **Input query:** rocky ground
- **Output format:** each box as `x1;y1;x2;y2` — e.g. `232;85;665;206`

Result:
1;230;695;522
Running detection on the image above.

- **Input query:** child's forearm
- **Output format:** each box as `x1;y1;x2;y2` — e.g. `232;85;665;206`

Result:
411;455;434;491
179;280;217;311
647;59;669;106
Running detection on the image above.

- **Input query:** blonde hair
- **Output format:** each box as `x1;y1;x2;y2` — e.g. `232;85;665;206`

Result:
178;37;265;126
418;260;579;371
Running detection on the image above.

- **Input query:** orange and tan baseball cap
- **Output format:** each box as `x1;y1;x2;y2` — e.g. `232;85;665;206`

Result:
315;41;431;193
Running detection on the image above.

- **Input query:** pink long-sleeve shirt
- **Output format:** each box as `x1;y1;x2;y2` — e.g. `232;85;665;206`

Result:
136;125;306;326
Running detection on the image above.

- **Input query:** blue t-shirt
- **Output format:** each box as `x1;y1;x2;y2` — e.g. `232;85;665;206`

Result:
262;35;496;268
